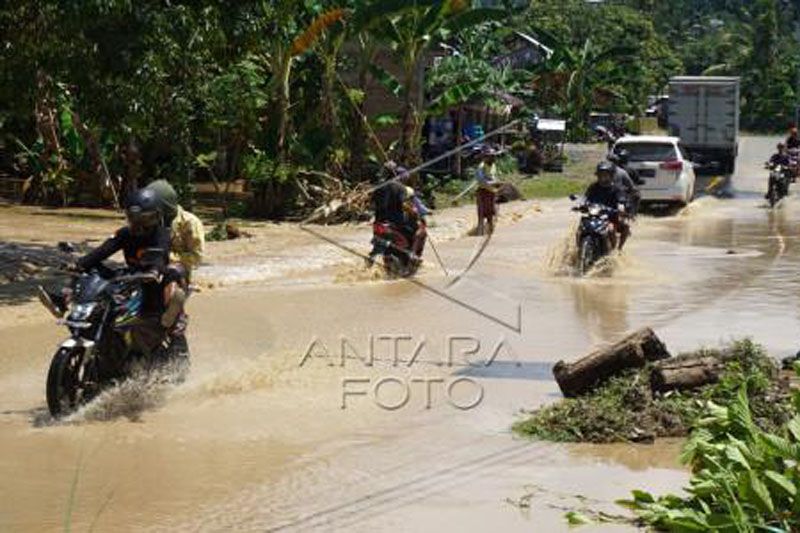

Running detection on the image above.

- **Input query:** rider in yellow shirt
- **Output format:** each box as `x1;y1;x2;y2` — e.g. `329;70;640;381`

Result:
143;180;204;335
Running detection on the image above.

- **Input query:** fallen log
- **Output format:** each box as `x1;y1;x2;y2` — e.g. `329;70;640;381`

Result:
651;356;721;393
553;327;670;397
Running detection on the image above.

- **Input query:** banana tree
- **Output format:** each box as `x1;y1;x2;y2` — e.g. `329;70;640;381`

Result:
363;0;506;165
533;36;637;139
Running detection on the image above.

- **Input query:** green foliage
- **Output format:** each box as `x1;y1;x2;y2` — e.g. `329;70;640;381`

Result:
622;378;800;531
513;340;792;443
3;0;799;213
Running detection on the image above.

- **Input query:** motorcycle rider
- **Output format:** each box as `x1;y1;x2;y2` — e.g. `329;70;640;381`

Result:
38;188;171;317
584;161;630;251
766;143;793;200
143;180;204;337
370;161;425;265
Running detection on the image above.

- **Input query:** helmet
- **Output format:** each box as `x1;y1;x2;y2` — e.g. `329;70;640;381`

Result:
596;161;615;176
615;148;630;165
778;142;787;151
125;188;162;236
596;161;614;185
144;179;178;223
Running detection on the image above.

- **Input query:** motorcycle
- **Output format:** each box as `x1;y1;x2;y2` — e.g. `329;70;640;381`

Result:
766;163;795;207
41;250;189;417
368;221;425;278
570;196;619;275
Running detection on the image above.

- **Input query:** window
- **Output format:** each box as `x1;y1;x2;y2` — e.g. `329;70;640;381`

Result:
616;143;678;162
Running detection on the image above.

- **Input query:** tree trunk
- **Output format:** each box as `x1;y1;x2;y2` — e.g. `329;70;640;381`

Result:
399;58;422;172
275;51;293;163
454;107;464;178
70;110;116;206
553;327;670;397
650;357;722;393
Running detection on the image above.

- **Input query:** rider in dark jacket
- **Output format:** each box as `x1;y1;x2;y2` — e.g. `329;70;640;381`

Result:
39;189;170;317
766;143;793;200
584;161;630;250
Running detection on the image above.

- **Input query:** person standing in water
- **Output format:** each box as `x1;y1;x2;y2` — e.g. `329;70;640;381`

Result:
475;148;500;235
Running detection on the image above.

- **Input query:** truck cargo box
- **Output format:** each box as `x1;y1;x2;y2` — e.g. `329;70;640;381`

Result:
668;76;740;174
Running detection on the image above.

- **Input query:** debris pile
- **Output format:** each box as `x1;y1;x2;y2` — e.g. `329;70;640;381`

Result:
515;333;791;443
295;171;373;224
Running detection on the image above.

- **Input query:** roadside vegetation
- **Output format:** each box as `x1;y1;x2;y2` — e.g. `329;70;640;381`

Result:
2;1;796;217
622;381;800;531
514;339;800;529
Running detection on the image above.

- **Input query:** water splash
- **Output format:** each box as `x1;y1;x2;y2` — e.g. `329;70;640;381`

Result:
58;363;187;424
544;221;580;276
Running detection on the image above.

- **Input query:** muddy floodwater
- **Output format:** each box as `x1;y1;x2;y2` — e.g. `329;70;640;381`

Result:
1;136;796;531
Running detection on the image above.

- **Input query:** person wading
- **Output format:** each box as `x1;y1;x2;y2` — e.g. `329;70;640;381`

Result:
475;148;500;236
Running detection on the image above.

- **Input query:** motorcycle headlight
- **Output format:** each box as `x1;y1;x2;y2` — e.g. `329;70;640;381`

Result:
69;302;97;321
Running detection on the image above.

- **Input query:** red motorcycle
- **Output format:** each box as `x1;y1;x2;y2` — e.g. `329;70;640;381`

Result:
368;221;425;277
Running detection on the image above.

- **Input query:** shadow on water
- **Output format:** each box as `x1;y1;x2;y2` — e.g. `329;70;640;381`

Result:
454;360;554;381
0;240;93;306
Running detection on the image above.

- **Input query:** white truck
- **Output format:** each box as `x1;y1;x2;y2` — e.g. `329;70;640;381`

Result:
667;76;740;174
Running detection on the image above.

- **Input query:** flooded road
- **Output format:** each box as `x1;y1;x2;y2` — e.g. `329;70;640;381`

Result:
0;136;796;531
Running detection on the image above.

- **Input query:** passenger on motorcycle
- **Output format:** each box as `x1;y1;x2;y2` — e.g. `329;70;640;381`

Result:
584;161;630;251
787;127;800;150
608;149;642;217
143;180;204;336
403;185;429;266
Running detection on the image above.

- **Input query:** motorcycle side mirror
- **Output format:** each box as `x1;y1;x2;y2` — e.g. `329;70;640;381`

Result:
139;248;166;269
569;194;578;201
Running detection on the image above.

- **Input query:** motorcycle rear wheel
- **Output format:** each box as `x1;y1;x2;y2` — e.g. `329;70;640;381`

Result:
46;347;90;417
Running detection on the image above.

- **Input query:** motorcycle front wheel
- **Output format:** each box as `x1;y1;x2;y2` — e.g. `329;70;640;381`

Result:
46;346;91;417
768;186;779;208
579;235;598;276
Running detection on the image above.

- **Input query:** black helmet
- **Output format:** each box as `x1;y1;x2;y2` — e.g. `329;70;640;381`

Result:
596;161;615;176
615;148;630;165
125;188;162;236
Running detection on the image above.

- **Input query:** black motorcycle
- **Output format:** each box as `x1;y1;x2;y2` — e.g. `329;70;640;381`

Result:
571;196;619;275
42;258;188;417
767;163;794;208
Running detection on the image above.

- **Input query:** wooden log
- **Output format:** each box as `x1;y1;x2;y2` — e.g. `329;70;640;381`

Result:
553;327;670;397
651;356;721;393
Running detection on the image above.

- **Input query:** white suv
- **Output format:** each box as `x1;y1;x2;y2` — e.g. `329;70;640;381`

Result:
613;136;696;206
